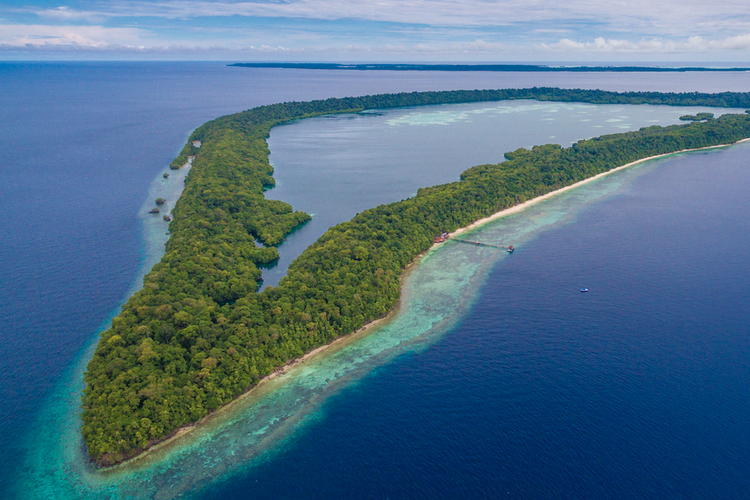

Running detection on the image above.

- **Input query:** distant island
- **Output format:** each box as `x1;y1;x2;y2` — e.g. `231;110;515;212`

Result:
82;88;750;466
230;63;750;73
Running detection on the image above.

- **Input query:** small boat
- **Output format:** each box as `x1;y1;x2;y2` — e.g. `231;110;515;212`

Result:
507;245;515;253
580;288;589;293
149;208;160;214
434;232;448;243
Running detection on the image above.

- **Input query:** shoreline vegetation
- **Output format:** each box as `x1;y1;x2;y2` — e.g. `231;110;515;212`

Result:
82;88;750;466
448;138;750;239
116;137;750;468
114;279;408;469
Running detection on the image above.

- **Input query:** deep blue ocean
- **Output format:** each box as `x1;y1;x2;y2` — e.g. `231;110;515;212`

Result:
1;62;749;498
209;146;750;499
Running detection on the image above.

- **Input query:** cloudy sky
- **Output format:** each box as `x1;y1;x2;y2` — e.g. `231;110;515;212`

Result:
2;0;750;61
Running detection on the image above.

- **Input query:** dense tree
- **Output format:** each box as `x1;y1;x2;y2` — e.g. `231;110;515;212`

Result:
82;88;750;466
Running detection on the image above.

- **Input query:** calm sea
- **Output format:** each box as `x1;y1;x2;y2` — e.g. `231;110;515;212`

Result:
217;143;750;499
1;62;749;498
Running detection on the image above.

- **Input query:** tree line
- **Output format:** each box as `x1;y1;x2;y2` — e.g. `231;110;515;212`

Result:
82;88;750;466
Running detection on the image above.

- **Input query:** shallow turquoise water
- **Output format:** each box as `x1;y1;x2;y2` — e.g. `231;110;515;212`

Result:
16;142;689;498
5;62;750;499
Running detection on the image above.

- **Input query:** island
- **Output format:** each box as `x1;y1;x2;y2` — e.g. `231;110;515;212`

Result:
680;112;715;121
82;88;750;466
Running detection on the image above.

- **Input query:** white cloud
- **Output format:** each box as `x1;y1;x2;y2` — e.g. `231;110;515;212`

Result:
4;0;750;59
35;6;106;22
0;24;143;47
69;0;543;26
246;44;292;52
3;27;750;59
6;0;749;64
704;33;750;50
541;34;750;53
29;0;750;36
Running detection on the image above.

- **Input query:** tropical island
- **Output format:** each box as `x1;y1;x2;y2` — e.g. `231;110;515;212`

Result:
82;88;750;466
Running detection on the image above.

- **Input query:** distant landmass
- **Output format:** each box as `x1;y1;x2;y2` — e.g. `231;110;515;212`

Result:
230;63;750;72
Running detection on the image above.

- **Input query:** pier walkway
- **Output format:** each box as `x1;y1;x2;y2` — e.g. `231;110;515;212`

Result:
451;238;513;250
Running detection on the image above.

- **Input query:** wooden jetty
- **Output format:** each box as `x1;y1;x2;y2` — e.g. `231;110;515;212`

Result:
451;238;514;252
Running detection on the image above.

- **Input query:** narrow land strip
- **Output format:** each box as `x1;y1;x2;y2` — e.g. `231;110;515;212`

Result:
117;136;749;468
449;138;750;240
83;90;750;466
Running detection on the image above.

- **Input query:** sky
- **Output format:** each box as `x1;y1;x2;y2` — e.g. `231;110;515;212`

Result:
1;0;750;62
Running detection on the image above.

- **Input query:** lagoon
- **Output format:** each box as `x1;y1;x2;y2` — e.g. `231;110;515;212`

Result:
262;99;745;287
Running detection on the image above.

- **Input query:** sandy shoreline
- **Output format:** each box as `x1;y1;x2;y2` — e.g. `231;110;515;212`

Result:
115;136;749;469
448;138;750;240
120;283;408;468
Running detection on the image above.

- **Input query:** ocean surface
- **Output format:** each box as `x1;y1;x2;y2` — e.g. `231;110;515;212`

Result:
1;62;749;498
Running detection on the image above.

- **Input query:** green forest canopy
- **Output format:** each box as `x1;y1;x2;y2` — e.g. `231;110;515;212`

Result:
82;88;750;466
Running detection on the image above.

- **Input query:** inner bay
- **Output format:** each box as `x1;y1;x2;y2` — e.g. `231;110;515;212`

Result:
262;99;743;287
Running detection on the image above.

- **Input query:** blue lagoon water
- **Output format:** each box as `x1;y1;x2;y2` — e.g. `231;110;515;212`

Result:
263;100;744;286
2;62;750;498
